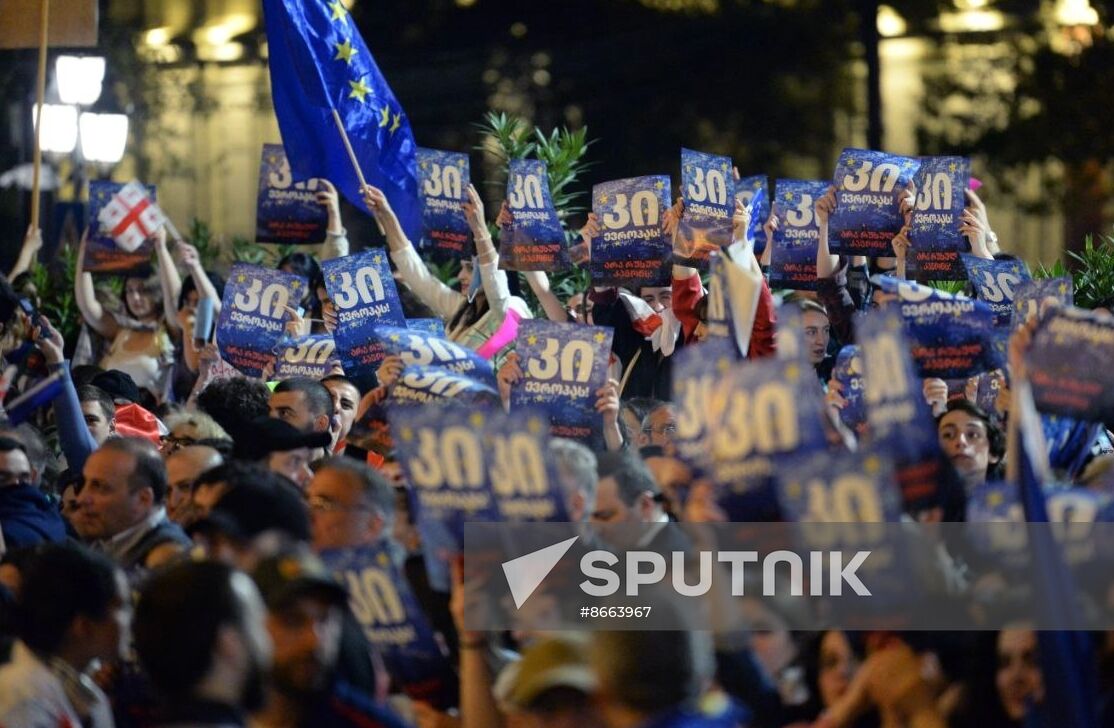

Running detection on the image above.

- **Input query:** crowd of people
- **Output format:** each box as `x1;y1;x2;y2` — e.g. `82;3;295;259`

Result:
0;160;1111;728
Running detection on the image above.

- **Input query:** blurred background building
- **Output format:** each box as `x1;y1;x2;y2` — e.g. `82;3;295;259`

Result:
1;0;1110;267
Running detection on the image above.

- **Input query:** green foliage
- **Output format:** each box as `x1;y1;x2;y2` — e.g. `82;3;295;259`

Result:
474;112;596;309
928;280;967;296
231;236;268;266
1032;258;1069;280
1032;231;1114;310
187;218;222;270
28;244;81;347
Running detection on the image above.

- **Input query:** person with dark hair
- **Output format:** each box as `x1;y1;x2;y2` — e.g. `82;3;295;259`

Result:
134;560;272;727
228;418;331;490
195;377;272;436
0;422;52;489
165;444;224;526
950;629;1043;728
592;450;664;525
169;251;225;402
936;399;1005;492
0;436;66;548
278;252;323;318
79;384;117;444
0;543;129;728
270;376;335;437
305;457;396;552
78;437;190;575
321;375;360;454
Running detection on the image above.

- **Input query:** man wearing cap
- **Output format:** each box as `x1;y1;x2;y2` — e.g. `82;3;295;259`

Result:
493;635;603;728
78;437;191;577
134;560;273;727
251;548;408;728
230;418;330;491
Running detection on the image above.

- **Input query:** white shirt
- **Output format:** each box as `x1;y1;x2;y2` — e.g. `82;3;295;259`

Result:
0;641;114;728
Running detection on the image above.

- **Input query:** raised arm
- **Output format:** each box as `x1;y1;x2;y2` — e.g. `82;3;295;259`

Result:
516;200;570;322
815;185;840;280
36;318;98;473
363;184;464;321
317;179;350;261
74;229;120;339
8;226;43;280
464;184;512;317
154;227;183;335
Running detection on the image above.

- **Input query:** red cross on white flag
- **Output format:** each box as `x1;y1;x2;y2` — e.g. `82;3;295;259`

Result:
97;182;168;252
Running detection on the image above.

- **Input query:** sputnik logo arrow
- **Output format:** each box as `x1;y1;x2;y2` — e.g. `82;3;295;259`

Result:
501;535;578;609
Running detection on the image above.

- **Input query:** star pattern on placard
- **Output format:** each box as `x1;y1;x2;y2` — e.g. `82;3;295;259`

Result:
236;273;247;284
526;335;538;346
785;481;802;499
334;38;357;65
372;254;382;265
389;334;401;343
785;363;800;381
654;179;665;190
948;161;958;174
420;160;429;171
716;357;730;373
598;194;609;205
456;158;466;168
470;412;485;428
291;280;302;290
987;490;1003;507
593;331;607;343
527;417;543;435
864;455;880;475
328;273;337;283
399;426;413;441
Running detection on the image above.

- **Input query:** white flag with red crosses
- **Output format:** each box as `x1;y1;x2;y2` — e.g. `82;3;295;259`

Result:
96;181;168;252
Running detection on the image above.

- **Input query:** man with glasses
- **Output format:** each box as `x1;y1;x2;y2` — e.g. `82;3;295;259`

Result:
165;444;224;526
639;402;677;455
0;436;65;549
305;457;396;554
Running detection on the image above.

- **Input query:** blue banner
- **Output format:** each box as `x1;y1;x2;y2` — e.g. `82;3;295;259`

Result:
1026;307;1114;423
273;333;340;380
872;275;1004;379
829;148;920;257
85;181;156;274
735;174;769;255
961;254;1031;328
1012;277;1074;327
769;179;827;290
255;143;329;245
857;306;961;515
509;320;614;447
388;406;568;545
832;345;866;433
406;318;446;338
261;0;420;241
319;542;458;709
372;325;497;388
590;176;671;288
676;148;735;270
672;338;740;475
502;159;567;271
322;251;406;377
417;147;472;260
388;364;501;408
906;156;970;281
704;357;829;521
217;264;307;378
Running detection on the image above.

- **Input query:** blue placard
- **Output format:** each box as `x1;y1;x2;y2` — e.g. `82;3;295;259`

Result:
217;264;307;378
388;364;501;408
832;345;866;433
672;338;739;475
502;159;567;271
509;320;614;447
1026;307;1114;423
961;255;1032;327
776;448;903;523
406;318;446;338
319;543;458;709
829;148;920;257
907;156;970;281
273;333;340;379
735;174;769;255
590;176;671;288
372;325;497;388
676;148;735;270
255;143;329;245
704;357;829;521
388;406;568;545
1012;277;1074;327
769;179;827;291
417;147;472;260
873;275;1004;379
85;181;156;273
321;251;406;377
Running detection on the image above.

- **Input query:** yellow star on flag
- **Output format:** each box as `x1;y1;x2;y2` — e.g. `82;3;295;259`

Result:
389;112;401;134
526;335;538;346
328;0;349;23
348;77;373;103
334;38;357;65
378;104;390;128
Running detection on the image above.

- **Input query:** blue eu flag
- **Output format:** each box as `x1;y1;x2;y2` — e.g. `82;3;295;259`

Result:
262;0;420;240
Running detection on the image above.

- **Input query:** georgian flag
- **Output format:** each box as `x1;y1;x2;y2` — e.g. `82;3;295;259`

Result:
96;181;168;252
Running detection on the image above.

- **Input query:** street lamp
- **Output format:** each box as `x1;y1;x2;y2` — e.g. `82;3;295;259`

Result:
78;113;129;164
55;55;106;106
32;104;78;154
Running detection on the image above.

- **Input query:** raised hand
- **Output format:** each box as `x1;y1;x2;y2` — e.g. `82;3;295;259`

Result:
461;183;488;236
316;179;343;233
814;185;837;226
376;355;404;389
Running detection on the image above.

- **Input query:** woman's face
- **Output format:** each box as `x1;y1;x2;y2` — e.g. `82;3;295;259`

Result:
458;261;474;293
125;278;156;319
996;629;1043;720
182;288;200;313
817;631;858;708
938;409;996;488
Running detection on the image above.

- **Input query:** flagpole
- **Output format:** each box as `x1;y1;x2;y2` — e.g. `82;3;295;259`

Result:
30;0;51;230
331;109;386;236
